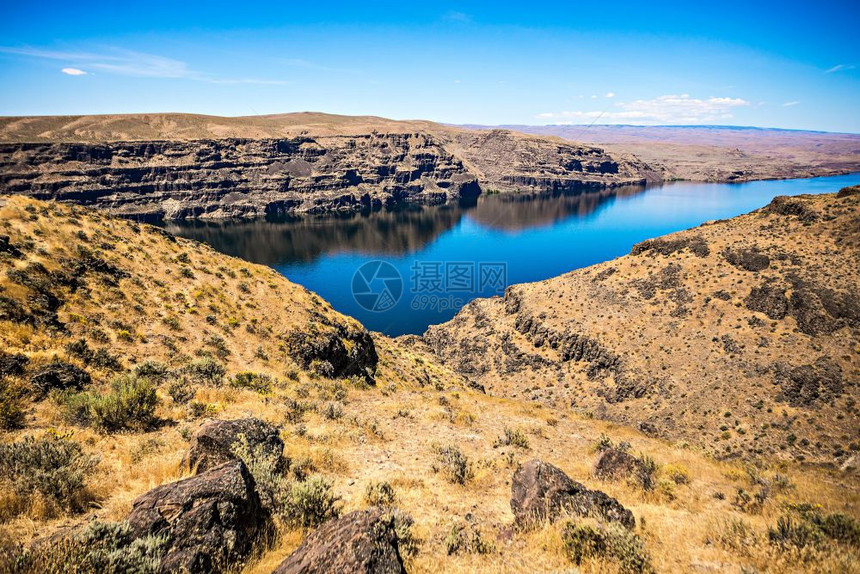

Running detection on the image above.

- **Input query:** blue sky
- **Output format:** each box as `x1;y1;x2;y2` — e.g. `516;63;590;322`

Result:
1;1;858;132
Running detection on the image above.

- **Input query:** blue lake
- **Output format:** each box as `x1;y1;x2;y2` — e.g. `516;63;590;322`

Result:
164;173;860;336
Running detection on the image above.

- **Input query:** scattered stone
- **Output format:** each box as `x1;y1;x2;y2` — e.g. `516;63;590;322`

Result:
836;185;860;199
765;196;819;222
29;360;90;396
273;507;410;574
722;247;770;272
0;352;29;378
183;417;284;474
0;235;22;257
127;460;269;573
511;459;634;529
744;284;789;320
630;234;710;258
637;421;658;436
593;448;655;490
776;357;843;407
789;288;841;336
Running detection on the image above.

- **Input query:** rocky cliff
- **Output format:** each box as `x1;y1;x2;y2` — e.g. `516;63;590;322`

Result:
0;114;649;220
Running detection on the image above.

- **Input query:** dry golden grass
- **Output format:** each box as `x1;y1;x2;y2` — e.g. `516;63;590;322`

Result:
0;195;857;572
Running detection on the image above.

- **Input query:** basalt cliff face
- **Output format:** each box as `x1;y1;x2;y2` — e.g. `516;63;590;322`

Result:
0;114;649;220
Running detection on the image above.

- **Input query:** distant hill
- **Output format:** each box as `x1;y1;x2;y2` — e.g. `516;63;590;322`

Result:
462;123;860;182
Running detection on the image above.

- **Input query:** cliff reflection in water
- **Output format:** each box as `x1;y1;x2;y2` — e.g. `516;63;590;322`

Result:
164;185;646;266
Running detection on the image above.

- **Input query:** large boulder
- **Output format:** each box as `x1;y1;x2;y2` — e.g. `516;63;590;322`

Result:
511;459;634;530
273;507;409;574
127;460;269;573
183;417;284;474
593;448;655;490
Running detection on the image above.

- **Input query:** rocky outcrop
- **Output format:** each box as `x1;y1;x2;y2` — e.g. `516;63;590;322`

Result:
510;459;635;529
284;320;378;382
0;122;648;220
183;417;284;474
593;449;654;490
273;507;410;574
29;360;90;396
126;460;269;573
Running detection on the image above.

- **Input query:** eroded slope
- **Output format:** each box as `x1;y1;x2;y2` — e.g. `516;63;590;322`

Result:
425;190;860;466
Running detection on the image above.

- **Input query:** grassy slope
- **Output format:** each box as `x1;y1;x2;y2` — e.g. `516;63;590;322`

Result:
426;192;860;467
0;195;857;573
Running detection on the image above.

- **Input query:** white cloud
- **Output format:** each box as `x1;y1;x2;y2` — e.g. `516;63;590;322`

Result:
825;64;855;74
782;101;800;107
605;92;615;98
1;45;288;85
61;67;87;76
538;94;750;124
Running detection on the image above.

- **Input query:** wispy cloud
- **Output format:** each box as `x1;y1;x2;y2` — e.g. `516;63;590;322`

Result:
0;45;289;85
782;101;800;107
605;92;615;98
61;67;87;76
444;11;472;23
538;94;750;124
825;63;855;74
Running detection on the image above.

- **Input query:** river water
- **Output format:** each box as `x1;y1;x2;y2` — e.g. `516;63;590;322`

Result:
164;173;860;335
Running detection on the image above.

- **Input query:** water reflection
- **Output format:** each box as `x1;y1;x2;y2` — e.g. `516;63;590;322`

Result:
165;184;646;265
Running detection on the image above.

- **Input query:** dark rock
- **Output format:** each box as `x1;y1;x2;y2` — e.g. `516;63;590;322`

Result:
789;288;840;335
510;459;635;529
722;247;770;272
837;185;860;198
637;421;658;436
273;507;409;574
0;352;29;378
183;417;284;474
744;284;789;320
29;360;90;396
593;449;655;490
765;196;819;222
776;357;843;407
630;234;710;258
0;235;22;257
284;322;378;383
126;460;269;574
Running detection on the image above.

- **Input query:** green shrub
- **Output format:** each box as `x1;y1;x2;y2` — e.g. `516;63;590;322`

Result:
0;436;98;516
493;427;530;449
432;444;474;485
231;372;273;394
768;515;824;550
322;402;343;420
661;463;690;485
63;375;159;432
134;361;170;382
364;481;396;507
9;520;166;573
182;358;225;385
166;380;195;404
283;476;342;529
0;377;26;430
445;521;494;555
562;522;652;573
